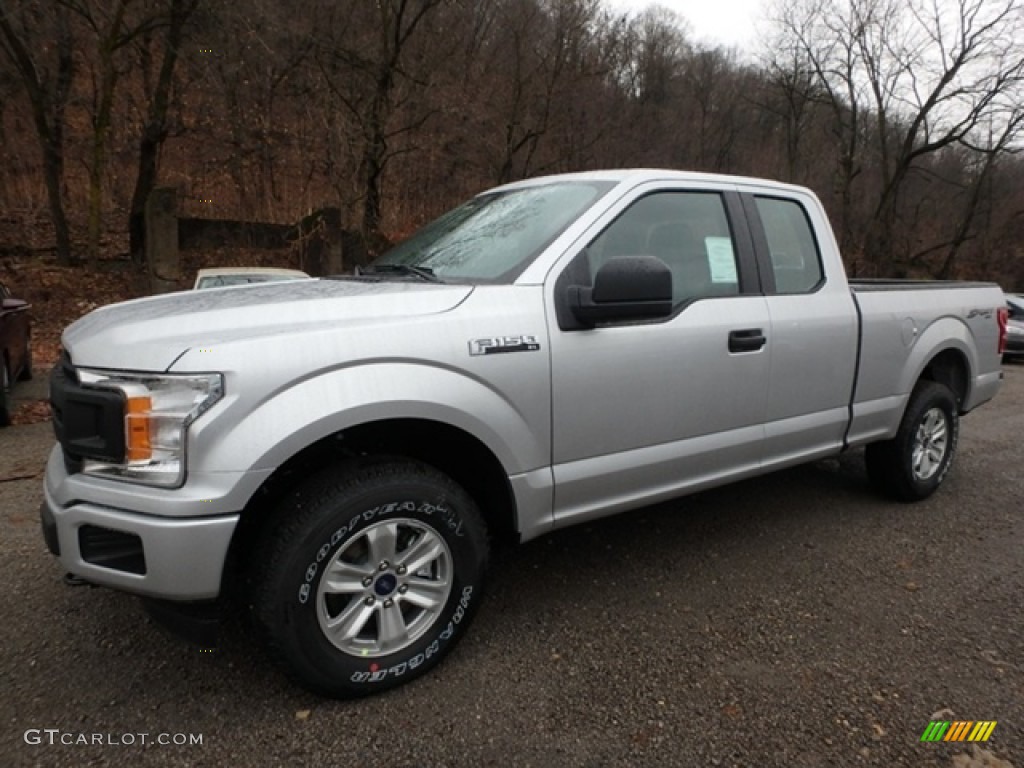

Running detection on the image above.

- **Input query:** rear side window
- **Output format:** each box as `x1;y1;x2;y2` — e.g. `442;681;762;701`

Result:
755;197;823;294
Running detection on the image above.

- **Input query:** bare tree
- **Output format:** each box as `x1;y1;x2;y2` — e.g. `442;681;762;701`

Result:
769;0;1024;275
678;47;750;172
0;0;75;264
766;0;869;262
314;0;449;242
932;106;1024;278
60;0;175;262
459;0;610;183
128;0;199;263
192;0;315;220
758;48;823;182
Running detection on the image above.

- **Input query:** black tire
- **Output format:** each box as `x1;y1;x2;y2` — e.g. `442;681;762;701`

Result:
865;381;959;502
17;335;32;381
251;459;489;698
0;359;11;427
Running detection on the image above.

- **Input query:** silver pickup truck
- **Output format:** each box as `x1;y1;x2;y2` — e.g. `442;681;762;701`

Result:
41;170;1008;697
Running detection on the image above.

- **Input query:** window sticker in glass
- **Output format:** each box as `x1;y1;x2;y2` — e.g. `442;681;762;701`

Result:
705;237;738;284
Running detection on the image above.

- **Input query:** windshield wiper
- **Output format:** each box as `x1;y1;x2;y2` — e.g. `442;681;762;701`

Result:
356;264;442;283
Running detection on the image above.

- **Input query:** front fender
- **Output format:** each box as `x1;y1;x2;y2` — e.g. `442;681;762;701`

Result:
188;362;549;479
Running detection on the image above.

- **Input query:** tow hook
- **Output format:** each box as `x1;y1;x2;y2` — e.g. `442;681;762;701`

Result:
63;572;92;587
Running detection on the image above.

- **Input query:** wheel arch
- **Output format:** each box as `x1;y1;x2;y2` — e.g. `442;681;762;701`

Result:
222;418;518;599
914;347;970;411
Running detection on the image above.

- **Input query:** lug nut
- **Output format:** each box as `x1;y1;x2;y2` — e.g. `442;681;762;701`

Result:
379;561;390;571
364;596;375;606
383;599;394;608
396;565;407;575
398;584;408;594
362;577;373;587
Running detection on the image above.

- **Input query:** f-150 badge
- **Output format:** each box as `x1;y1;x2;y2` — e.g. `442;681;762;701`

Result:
468;335;541;356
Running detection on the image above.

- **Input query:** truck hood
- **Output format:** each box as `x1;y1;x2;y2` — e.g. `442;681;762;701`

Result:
63;278;473;371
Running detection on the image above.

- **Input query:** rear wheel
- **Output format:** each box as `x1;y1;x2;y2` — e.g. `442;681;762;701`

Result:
251;459;489;697
865;381;958;502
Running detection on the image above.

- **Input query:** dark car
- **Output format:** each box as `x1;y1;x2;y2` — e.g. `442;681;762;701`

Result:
0;280;32;426
1005;294;1024;362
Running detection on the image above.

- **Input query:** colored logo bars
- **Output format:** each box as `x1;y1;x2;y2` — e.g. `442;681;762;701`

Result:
920;721;997;743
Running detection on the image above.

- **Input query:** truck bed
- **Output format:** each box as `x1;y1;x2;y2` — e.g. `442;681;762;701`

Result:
850;279;999;292
846;280;1004;448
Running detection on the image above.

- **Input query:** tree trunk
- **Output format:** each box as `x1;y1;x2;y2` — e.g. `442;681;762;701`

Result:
87;67;117;263
129;0;195;264
359;72;391;237
0;4;75;265
146;187;180;293
41;139;73;266
129;127;160;264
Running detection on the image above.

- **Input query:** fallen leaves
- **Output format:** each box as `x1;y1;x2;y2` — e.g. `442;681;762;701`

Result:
11;399;50;426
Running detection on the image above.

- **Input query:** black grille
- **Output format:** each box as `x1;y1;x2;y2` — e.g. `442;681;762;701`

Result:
49;351;127;470
50;352;74;467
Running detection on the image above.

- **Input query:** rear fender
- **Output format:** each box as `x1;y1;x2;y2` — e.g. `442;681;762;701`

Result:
900;318;976;405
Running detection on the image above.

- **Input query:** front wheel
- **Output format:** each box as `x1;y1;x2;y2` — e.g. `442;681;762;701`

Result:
251;459;489;698
865;381;959;502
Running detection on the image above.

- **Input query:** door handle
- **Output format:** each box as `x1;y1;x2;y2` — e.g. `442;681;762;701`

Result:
728;329;766;353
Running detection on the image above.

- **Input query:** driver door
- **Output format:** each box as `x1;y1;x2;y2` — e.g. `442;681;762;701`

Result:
547;186;771;527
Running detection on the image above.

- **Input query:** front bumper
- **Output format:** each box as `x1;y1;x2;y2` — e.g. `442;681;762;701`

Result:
41;447;247;600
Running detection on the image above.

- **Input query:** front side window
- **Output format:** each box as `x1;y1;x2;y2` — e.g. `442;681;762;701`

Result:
584;191;739;306
373;181;613;283
755;197;823;294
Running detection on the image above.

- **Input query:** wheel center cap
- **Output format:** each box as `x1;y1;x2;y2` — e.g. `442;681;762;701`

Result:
374;573;398;597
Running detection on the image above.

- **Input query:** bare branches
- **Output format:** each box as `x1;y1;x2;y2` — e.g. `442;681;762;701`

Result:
767;0;1024;274
0;0;75;264
1;0;1022;288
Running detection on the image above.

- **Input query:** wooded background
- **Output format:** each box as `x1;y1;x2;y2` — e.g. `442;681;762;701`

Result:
1;0;1022;287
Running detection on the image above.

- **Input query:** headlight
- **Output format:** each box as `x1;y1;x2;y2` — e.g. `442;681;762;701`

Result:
77;370;224;487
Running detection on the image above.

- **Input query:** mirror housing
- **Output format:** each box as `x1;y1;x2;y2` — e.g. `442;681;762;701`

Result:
568;255;673;326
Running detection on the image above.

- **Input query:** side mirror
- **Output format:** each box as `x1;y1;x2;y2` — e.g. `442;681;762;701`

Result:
568;255;672;327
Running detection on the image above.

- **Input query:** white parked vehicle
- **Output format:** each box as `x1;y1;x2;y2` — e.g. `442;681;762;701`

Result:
193;267;310;289
42;170;1007;697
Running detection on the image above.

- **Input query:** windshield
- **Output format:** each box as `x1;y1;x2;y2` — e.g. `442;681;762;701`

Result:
371;181;614;283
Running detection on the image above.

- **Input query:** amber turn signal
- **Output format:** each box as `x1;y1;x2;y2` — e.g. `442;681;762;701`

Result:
124;396;153;462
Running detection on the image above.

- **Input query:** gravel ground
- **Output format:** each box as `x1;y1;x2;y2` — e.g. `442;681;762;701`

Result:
1;368;1021;768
